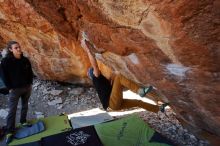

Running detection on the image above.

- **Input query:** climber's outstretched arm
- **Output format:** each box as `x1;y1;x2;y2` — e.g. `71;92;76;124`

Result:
84;40;100;77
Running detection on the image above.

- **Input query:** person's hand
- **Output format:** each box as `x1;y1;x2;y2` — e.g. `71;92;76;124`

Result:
85;40;94;51
81;39;94;53
84;40;96;56
81;40;89;51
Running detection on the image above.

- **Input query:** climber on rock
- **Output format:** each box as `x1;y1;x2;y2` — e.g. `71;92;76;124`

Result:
82;39;168;112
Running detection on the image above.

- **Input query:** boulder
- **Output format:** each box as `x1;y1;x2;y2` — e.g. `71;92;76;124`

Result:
0;0;219;144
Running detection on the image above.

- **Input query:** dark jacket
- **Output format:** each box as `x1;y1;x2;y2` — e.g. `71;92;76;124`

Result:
0;54;33;89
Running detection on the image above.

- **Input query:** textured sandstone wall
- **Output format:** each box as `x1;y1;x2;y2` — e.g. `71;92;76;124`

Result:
0;0;219;143
0;0;90;83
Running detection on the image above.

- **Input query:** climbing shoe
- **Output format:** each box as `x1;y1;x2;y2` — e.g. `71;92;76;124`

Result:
17;122;32;129
159;103;169;113
21;122;32;127
138;85;153;97
5;133;13;144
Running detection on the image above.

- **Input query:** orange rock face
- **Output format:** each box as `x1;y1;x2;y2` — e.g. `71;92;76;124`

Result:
0;0;220;143
0;0;90;83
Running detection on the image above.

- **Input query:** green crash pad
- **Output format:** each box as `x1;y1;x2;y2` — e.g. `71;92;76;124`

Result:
9;115;71;146
95;115;172;146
